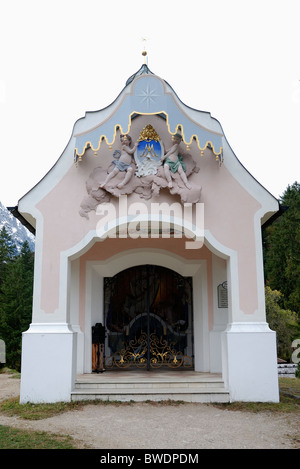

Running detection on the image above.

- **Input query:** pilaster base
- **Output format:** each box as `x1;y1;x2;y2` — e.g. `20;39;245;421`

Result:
221;322;279;402
20;323;76;403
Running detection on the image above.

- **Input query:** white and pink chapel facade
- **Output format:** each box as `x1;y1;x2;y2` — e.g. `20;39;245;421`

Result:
17;64;280;403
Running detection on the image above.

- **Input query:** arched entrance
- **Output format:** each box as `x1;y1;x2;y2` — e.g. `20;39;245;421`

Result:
102;265;194;370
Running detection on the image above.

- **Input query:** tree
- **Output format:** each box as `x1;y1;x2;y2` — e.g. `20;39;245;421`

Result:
263;182;300;317
0;226;16;289
265;286;299;361
0;241;34;370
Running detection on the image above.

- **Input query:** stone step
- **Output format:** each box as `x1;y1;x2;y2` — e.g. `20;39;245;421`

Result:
71;372;230;403
71;387;230;403
74;379;225;390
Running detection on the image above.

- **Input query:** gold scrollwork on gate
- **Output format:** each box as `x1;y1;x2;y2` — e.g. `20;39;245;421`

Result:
105;332;193;369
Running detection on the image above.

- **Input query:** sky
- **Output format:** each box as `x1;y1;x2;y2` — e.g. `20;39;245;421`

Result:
0;0;299;207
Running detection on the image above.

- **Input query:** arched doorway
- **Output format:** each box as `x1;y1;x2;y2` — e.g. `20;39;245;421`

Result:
103;265;194;370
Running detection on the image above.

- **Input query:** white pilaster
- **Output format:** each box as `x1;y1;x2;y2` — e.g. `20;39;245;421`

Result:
221;322;279;402
20;324;76;403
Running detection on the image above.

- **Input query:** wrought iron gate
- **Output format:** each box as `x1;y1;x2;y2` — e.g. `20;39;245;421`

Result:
103;265;193;370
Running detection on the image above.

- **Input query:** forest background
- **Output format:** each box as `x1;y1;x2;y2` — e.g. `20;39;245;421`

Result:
0;182;299;371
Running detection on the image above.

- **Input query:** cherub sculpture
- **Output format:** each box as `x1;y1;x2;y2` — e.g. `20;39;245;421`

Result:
161;133;191;189
100;134;138;189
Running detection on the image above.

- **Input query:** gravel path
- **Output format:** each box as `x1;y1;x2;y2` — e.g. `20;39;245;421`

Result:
0;373;299;449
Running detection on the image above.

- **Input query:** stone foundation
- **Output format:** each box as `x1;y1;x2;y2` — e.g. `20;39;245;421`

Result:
278;363;298;378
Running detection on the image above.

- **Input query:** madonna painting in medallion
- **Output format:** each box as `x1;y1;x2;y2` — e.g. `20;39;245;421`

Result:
134;124;164;176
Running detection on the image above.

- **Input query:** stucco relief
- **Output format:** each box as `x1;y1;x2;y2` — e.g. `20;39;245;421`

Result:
79;127;201;219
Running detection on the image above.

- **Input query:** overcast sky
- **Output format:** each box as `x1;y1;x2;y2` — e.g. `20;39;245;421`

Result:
0;0;299;207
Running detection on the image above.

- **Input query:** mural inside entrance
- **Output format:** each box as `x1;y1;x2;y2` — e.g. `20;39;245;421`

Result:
79;123;203;219
103;265;193;369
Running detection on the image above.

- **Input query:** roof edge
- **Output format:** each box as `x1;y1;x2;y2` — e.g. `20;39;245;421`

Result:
7;206;36;235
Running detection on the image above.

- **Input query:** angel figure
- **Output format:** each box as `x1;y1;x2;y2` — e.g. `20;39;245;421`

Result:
161;133;191;189
100;134;138;189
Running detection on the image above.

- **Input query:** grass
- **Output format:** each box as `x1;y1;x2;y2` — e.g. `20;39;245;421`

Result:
0;398;86;420
0;425;76;449
212;377;300;413
278;376;300;397
0;367;20;378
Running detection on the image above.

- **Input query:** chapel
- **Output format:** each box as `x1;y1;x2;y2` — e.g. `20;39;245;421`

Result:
16;62;280;403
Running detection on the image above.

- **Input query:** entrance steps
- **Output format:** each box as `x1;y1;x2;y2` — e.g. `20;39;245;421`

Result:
71;370;230;403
